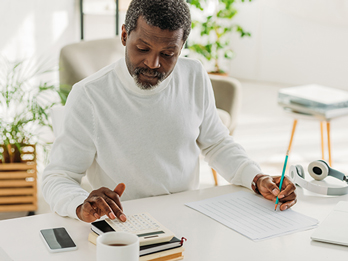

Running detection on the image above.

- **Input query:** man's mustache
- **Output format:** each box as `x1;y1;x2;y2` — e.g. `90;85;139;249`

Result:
134;67;165;80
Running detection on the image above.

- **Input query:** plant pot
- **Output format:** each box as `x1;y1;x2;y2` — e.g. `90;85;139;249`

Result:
0;144;36;163
208;72;228;77
0;145;37;213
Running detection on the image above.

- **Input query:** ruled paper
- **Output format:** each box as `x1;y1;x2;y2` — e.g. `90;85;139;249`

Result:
185;191;318;241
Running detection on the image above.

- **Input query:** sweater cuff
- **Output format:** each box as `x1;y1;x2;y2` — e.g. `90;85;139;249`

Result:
67;195;88;220
241;162;263;191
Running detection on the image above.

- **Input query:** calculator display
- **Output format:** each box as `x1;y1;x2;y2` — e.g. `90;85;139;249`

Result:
137;231;164;237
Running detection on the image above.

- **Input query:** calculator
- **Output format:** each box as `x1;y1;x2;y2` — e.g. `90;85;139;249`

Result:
91;213;175;246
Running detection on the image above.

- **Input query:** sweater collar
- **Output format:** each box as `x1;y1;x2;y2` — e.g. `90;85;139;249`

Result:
115;57;173;96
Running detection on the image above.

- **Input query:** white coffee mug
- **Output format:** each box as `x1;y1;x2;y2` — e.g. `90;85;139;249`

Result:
96;232;139;261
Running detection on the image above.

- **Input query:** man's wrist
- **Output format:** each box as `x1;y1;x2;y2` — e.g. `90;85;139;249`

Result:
251;174;265;194
76;204;82;220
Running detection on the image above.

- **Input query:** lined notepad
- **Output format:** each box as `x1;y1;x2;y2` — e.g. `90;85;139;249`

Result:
185;191;318;241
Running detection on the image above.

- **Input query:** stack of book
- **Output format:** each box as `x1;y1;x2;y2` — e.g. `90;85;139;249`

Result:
278;84;348;119
88;214;186;261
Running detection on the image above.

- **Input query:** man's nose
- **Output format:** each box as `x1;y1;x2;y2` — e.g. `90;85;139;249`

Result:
144;53;160;69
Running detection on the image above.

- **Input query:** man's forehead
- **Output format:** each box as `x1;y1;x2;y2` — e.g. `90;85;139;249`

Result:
132;16;184;46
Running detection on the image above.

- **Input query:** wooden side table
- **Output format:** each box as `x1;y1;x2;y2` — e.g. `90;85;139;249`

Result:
282;110;335;166
279;84;348;167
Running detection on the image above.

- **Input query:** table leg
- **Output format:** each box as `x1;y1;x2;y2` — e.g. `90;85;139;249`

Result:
327;122;332;166
320;122;325;160
212;168;218;186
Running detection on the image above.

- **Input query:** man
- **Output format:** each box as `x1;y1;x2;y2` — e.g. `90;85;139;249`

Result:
43;0;296;223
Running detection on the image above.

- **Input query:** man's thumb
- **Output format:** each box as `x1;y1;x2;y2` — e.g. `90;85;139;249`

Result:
114;183;126;196
268;182;280;197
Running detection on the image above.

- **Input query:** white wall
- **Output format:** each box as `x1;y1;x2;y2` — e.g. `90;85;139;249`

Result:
0;0;78;83
2;0;348;91
227;0;348;90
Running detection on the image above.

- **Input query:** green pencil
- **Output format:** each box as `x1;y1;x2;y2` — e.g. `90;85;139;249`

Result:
275;150;289;211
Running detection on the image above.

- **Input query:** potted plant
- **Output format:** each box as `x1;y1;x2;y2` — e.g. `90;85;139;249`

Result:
0;57;67;213
0;57;67;163
188;0;252;74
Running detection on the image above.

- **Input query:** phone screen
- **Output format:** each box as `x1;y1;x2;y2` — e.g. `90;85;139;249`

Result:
91;220;115;235
40;227;76;250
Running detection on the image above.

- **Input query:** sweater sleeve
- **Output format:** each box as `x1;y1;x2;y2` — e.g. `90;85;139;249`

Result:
196;66;262;190
42;83;96;219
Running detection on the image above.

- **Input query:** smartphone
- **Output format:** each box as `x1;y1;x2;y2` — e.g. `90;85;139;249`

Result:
40;227;77;252
91;220;115;235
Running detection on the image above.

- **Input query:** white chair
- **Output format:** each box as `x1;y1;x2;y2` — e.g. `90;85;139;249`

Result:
59;37;125;88
209;75;242;185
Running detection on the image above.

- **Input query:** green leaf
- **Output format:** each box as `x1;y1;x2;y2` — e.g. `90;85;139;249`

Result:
0;56;66;160
224;49;235;59
188;0;204;10
188;0;253;72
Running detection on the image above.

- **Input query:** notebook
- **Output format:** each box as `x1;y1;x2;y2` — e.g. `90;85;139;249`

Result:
186;191;318;241
311;201;348;246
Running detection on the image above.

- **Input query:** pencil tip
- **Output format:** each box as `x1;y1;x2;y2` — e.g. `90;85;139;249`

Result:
274;204;278;211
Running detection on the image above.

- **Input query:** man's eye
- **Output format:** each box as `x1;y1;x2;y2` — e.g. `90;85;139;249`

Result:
162;53;173;57
138;48;148;52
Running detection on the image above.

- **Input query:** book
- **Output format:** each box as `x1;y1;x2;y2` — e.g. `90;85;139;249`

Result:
139;247;184;261
88;230;185;257
278;101;348;119
139;237;184;256
278;84;348;110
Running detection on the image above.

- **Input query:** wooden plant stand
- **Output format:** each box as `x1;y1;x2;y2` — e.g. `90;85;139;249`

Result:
0;145;37;213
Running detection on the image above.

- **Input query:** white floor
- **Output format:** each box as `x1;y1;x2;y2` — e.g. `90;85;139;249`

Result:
1;78;347;221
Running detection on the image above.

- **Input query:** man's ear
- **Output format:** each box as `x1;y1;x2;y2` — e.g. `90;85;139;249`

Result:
121;24;127;46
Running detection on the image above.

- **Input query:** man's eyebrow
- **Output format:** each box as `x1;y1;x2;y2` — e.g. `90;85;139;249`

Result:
138;38;152;47
137;38;179;50
163;45;178;50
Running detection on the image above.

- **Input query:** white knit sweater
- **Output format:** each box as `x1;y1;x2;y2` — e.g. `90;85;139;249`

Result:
42;57;261;219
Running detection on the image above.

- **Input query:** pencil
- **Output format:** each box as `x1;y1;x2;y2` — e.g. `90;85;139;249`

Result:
274;150;289;211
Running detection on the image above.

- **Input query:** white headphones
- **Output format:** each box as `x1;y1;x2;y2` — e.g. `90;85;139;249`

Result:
289;160;348;196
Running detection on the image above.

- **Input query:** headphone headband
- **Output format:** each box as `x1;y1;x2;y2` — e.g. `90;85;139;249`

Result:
289;163;348;196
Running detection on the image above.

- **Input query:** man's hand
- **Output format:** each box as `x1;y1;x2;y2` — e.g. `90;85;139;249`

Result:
256;175;297;211
76;183;127;223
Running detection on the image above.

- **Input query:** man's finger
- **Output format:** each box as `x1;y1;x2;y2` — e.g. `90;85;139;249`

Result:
262;177;280;197
280;199;297;211
104;195;126;222
105;190;124;211
114;183;126;197
278;177;296;199
279;192;296;202
83;201;99;221
92;196;116;219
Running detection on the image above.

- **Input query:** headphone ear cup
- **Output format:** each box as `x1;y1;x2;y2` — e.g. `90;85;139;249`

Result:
295;165;305;178
308;160;329;180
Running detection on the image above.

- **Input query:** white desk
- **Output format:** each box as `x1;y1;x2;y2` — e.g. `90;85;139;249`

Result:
1;185;348;261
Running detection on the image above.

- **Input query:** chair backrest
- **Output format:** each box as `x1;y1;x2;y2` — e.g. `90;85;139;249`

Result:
209;74;242;134
59;37;125;89
50;105;65;137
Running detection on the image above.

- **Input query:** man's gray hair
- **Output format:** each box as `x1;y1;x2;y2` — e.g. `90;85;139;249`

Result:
125;0;191;42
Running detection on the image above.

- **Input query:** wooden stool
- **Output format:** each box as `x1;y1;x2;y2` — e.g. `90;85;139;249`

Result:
283;109;347;167
286;117;332;166
279;84;348;167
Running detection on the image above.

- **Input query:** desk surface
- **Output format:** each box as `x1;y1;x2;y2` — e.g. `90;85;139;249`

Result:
1;185;347;261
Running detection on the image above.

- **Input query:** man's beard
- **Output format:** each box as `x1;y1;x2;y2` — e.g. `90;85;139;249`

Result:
132;67;166;90
125;49;166;91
